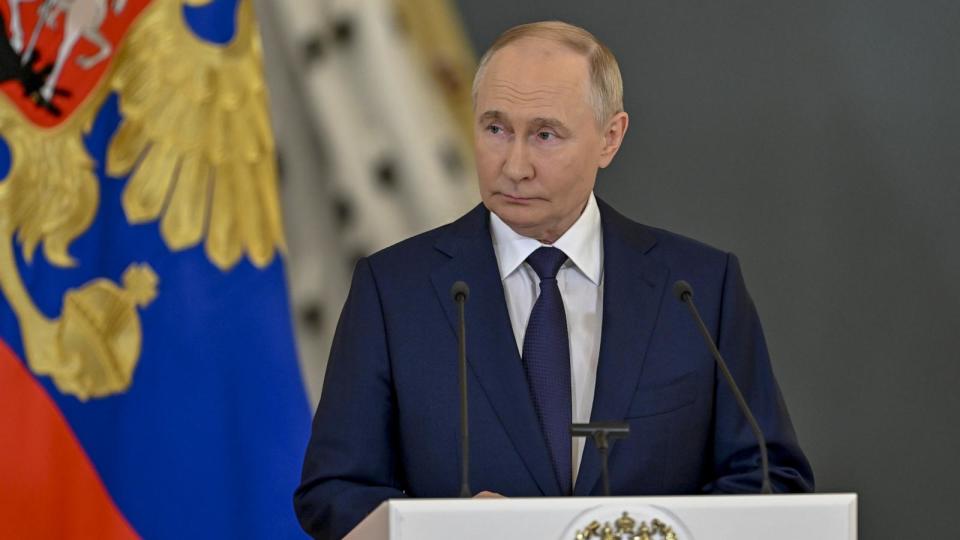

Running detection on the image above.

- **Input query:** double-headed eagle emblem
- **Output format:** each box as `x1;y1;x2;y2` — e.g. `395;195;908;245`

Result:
0;0;283;400
575;512;680;540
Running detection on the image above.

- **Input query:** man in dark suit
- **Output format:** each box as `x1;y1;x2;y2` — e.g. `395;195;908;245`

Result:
294;21;813;539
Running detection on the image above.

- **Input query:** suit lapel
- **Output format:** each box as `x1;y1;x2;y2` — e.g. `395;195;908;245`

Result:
430;205;561;496
574;200;669;496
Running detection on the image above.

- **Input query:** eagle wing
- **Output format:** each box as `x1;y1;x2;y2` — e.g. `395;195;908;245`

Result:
107;0;284;271
0;106;98;268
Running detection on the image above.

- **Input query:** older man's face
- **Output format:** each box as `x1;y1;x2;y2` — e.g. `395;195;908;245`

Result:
474;38;622;243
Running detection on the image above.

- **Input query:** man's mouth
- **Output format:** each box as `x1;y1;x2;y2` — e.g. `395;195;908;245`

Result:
499;193;538;203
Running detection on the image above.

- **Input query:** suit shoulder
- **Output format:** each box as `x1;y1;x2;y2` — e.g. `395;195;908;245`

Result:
367;221;452;265
646;225;729;264
354;225;451;294
365;203;486;270
637;224;738;298
600;199;729;266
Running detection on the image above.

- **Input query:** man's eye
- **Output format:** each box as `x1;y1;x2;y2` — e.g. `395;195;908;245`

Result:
537;131;555;141
487;125;503;135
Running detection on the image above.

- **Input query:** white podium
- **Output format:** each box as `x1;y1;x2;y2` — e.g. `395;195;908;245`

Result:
345;494;856;540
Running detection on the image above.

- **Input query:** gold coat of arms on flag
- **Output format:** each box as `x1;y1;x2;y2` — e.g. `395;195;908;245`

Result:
0;0;283;400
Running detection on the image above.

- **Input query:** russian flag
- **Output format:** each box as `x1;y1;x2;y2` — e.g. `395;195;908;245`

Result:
0;0;311;537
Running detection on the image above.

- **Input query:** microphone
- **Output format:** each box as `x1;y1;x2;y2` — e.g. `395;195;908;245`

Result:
673;280;773;494
450;281;471;497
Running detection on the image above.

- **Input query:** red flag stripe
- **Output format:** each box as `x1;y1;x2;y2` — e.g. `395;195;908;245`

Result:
0;338;140;539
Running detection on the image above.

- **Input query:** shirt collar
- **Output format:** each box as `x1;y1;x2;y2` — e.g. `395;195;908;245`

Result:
489;192;603;285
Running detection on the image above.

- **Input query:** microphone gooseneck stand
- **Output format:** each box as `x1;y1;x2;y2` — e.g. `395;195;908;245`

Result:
673;280;773;494
450;281;472;498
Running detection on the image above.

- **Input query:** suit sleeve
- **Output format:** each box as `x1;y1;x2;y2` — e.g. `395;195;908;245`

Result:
294;257;406;539
706;253;815;494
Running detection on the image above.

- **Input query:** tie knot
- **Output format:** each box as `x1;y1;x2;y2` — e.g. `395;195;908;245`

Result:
526;247;568;280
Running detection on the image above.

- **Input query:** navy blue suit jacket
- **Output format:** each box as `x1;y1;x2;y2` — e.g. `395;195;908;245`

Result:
294;199;814;539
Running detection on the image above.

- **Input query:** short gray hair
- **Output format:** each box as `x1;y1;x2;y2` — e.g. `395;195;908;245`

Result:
471;21;624;126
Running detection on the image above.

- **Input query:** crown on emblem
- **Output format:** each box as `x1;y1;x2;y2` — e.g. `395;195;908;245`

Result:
575;512;679;540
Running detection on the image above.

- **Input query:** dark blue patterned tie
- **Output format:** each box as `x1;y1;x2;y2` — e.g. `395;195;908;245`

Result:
521;246;572;495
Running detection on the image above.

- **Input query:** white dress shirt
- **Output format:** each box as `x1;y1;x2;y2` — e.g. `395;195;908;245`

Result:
489;192;604;488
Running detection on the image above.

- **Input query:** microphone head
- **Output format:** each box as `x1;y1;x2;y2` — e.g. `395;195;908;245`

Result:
672;280;693;302
450;280;470;302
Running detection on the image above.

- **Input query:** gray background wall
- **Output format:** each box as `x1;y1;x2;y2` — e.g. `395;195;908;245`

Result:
456;1;959;537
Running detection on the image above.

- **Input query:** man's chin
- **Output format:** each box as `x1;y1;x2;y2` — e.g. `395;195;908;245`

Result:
490;205;545;234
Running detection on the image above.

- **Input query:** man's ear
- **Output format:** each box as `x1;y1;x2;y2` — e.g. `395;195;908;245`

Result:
598;111;629;168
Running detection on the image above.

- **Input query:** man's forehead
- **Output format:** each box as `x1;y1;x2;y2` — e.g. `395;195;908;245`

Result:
477;86;580;129
483;77;580;106
477;39;592;117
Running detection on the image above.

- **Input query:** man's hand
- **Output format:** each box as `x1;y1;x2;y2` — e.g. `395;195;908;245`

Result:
472;491;505;498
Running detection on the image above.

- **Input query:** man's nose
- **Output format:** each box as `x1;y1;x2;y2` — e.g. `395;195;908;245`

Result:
503;138;534;182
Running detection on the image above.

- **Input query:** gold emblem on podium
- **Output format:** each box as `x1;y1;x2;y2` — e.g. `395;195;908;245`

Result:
574;512;679;540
